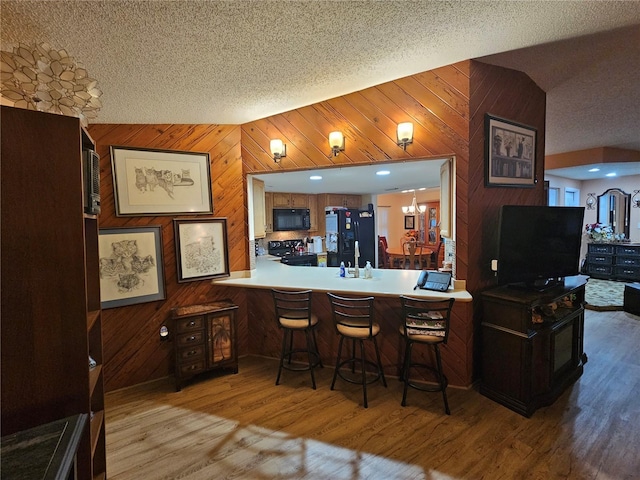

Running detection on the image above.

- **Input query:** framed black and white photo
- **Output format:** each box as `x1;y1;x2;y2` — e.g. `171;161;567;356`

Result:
174;218;230;282
404;215;415;230
98;226;166;309
111;145;213;216
485;114;536;187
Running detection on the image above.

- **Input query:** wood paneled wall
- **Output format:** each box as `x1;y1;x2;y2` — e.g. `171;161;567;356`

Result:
89;59;545;391
87;124;249;392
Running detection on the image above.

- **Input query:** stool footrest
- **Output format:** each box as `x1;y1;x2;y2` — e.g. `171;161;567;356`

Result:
282;349;321;372
335;358;383;386
404;363;448;392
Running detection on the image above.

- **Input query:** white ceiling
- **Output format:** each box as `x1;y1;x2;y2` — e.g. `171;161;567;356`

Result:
2;0;639;188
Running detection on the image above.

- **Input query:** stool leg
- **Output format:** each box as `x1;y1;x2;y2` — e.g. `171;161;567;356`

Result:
351;338;357;373
434;345;450;415
305;329;317;390
331;335;345;390
372;336;387;387
311;328;323;368
276;328;289;386
287;331;294;364
401;341;413;406
359;339;368;408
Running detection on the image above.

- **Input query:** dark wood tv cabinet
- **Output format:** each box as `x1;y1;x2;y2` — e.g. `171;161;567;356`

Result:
480;275;588;417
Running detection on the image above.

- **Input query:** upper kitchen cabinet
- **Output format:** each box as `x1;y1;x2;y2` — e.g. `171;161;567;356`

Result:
252;178;266;239
272;192;309;208
326;194;362;208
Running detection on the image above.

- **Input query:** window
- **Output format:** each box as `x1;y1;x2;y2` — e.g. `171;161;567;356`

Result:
548;187;560;206
564;188;580;207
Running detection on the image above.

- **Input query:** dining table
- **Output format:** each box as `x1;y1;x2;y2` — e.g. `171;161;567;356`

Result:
386;244;434;269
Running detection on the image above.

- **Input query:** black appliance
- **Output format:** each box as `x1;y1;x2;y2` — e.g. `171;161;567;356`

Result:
267;239;317;266
326;208;375;268
273;208;311;231
496;205;585;289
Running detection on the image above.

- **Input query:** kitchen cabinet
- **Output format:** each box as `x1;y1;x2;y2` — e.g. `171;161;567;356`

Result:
326;194;362;208
308;194;318;232
253;178;266;238
265;192;273;233
272;192;309;208
171;300;239;391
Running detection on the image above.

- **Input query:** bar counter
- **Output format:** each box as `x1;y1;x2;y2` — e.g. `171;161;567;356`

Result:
215;256;472;302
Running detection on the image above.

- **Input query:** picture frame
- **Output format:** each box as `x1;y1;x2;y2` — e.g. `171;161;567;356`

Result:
484;114;537;187
174;218;230;283
404;215;415;230
110;145;213;216
98;226;166;309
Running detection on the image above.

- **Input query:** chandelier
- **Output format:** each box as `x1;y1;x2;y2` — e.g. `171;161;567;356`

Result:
402;191;426;215
0;42;102;126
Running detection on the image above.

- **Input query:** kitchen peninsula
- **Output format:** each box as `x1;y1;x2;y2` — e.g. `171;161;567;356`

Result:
214;256;472;387
217;256;472;301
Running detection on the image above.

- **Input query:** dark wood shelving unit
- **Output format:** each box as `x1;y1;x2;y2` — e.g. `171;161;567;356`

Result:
1;106;106;479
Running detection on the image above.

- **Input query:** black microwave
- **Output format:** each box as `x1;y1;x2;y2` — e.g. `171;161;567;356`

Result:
273;208;311;231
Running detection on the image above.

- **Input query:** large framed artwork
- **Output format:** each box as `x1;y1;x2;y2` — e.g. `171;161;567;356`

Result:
98;226;166;309
485;114;537;187
174;218;230;283
110;145;213;216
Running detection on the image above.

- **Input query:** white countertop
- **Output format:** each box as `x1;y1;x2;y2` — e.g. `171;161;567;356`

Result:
214;256;472;301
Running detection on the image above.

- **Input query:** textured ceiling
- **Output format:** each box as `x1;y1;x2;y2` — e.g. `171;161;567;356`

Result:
2;1;640;160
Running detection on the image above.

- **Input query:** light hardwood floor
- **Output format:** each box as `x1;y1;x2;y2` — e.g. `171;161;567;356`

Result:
105;309;640;479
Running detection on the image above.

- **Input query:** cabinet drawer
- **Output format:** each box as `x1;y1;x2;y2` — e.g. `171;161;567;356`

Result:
614;265;640;279
177;345;205;361
588;254;613;265
588;264;613;275
177;331;204;347
616;246;640;257
176;316;203;333
588;244;614;254
178;360;206;376
616;256;640;267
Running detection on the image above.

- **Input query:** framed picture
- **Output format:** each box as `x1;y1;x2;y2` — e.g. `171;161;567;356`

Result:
174;218;230;283
485;114;537;187
404;215;415;229
98;226;166;309
110;145;213;216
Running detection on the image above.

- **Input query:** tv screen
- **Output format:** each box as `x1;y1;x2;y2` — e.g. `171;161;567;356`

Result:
497;205;585;288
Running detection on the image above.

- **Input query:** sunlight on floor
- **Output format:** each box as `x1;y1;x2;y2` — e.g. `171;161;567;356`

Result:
106;406;458;479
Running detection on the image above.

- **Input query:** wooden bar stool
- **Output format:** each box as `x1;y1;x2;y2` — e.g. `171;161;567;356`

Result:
399;295;455;414
327;293;387;408
272;289;323;389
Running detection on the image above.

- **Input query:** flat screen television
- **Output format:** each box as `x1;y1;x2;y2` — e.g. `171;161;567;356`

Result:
497;205;585;289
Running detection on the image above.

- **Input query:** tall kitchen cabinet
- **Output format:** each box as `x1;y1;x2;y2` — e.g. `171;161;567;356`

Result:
1;106;106;479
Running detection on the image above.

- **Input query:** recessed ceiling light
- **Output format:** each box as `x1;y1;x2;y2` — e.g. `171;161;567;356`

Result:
309;175;322;180
606;172;617;177
588;168;600;172
376;170;390;176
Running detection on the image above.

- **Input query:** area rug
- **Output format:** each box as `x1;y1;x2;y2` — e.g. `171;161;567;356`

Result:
584;278;625;311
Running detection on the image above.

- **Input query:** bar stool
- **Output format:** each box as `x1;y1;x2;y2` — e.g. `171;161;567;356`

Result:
272;289;323;389
399;295;455;414
327;293;387;408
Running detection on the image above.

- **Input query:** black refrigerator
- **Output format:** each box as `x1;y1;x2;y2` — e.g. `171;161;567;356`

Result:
326;208;375;268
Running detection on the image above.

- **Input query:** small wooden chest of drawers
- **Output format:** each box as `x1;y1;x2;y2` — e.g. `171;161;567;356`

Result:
171;300;238;391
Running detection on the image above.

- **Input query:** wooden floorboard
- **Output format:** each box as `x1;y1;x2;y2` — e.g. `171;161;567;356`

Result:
105;309;640;479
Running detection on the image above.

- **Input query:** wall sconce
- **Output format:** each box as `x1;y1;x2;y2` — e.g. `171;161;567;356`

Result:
586;193;596;210
328;131;345;156
632;190;640;208
269;139;286;163
397;122;414;150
